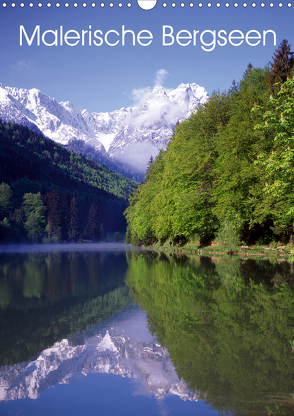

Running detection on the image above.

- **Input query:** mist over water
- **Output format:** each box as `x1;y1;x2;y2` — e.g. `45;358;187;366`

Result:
0;242;144;254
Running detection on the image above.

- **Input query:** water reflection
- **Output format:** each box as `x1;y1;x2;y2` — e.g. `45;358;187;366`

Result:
0;306;199;404
0;246;217;416
0;247;133;365
126;252;294;415
1;247;294;415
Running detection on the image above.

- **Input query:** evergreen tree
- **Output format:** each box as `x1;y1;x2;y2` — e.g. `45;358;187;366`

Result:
68;196;81;241
61;190;71;241
145;155;154;182
266;39;293;93
45;189;61;241
245;62;253;73
229;79;238;94
81;195;91;230
84;202;100;240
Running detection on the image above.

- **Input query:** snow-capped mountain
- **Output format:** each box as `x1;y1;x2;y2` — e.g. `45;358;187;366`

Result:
0;82;208;172
0;308;200;403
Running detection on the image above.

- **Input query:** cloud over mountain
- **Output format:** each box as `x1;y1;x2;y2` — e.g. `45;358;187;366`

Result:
0;78;208;172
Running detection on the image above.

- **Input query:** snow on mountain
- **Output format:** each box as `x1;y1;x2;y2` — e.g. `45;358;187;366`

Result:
0;82;208;171
0;313;200;403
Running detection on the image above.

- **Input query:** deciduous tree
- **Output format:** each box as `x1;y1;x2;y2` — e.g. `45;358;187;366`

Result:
23;192;46;241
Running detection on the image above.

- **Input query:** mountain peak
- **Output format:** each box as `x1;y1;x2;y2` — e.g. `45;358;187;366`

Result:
152;85;166;93
29;87;41;94
0;81;208;172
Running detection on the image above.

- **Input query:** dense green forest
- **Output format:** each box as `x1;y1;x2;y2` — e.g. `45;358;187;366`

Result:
125;40;294;247
126;251;294;415
0;120;137;242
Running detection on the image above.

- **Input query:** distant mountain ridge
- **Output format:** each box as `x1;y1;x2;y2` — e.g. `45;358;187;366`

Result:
0;82;208;173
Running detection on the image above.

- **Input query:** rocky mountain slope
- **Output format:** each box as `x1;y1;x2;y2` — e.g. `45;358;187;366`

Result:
0;82;208;173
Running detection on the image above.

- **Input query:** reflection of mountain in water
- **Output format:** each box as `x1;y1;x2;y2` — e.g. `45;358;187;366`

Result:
0;307;199;403
0;249;135;366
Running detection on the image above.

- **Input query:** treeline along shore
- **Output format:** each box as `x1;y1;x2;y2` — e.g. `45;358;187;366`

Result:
125;40;294;250
0;119;137;243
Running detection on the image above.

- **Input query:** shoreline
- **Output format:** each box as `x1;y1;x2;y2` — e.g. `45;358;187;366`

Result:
146;244;291;261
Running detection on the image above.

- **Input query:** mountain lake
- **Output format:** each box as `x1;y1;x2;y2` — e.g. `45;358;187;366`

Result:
0;243;293;416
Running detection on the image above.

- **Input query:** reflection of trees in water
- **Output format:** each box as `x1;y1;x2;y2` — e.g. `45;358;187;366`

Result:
23;255;46;298
0;250;132;366
0;279;12;309
126;252;294;415
68;251;80;296
46;252;64;299
86;252;105;288
0;251;111;305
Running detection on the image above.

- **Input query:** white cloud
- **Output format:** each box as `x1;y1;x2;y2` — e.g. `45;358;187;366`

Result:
126;68;188;133
131;95;185;129
115;142;159;172
131;69;169;105
155;69;169;86
12;60;32;71
131;87;151;105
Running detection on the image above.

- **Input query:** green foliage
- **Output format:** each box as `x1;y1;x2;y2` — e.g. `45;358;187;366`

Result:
266;402;288;416
124;49;294;246
0;217;12;242
0;120;136;200
126;252;294;415
125;64;273;245
23;192;46;242
0;183;12;219
215;220;240;252
125;225;132;244
125;150;165;243
254;77;294;239
212;66;270;236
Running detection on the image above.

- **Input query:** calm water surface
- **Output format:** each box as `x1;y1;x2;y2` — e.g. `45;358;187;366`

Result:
0;244;294;415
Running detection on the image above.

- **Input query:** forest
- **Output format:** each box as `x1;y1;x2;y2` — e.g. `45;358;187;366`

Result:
125;40;294;247
0;120;137;243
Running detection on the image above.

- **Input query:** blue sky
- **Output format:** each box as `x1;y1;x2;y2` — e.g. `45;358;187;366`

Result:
0;2;293;113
